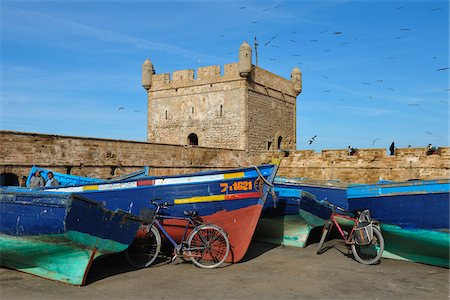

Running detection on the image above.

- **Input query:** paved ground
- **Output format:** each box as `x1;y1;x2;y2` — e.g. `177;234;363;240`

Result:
1;240;448;300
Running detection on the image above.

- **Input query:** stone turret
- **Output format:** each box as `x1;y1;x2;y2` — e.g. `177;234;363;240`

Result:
146;42;301;151
142;59;153;90
290;66;302;95
238;41;252;78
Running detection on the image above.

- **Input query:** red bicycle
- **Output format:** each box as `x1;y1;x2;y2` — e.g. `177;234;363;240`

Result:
316;200;384;265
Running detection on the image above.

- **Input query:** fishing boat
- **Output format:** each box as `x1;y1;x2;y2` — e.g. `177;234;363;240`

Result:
47;164;278;263
0;187;141;285
274;177;349;209
254;187;320;247
253;177;349;248
26;165;149;187
347;179;450;268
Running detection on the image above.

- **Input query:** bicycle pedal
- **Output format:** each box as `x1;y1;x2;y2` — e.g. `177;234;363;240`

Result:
171;254;178;262
343;230;349;238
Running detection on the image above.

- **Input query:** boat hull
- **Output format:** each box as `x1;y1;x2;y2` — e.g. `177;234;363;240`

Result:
347;179;450;267
0;189;140;285
254;186;321;248
49;165;278;263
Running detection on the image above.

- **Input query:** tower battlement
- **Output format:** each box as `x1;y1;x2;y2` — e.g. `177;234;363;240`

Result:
144;41;302;151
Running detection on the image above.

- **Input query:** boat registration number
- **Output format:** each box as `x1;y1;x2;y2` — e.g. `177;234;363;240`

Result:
220;181;253;192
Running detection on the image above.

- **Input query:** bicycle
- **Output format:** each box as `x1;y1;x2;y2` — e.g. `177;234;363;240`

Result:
125;201;230;269
316;200;384;265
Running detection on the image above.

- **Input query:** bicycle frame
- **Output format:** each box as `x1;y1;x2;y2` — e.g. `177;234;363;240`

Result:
152;215;197;251
327;212;359;245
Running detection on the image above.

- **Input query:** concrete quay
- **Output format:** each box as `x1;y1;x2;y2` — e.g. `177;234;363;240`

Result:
1;240;448;300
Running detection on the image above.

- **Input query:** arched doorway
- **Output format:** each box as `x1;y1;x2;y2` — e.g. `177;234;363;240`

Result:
277;136;283;150
187;133;199;146
0;173;19;186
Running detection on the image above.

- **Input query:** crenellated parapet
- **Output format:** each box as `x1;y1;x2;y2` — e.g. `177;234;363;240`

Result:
149;63;241;90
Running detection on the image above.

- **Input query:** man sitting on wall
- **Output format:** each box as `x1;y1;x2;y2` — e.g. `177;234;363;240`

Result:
45;171;59;187
28;170;45;188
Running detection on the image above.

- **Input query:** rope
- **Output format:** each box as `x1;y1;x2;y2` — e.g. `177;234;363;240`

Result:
251;165;277;207
251;165;274;188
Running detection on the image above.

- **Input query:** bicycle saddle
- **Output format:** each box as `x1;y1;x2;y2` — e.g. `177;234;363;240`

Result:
184;210;199;218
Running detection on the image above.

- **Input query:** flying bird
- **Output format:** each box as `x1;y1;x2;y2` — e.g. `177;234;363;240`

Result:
425;131;433;135
372;138;381;146
322;75;329;79
310;39;319;42
334;31;342;35
320;29;328;33
289;39;297;43
240;6;246;9
118;107;125;110
388;87;394;91
323;49;330;52
264;35;277;46
323;90;331;93
308;135;317;145
399;28;410;31
262;8;270;12
376;80;384;83
394;37;402;40
251;21;259;24
395;7;403;10
367;96;374;99
437;67;449;71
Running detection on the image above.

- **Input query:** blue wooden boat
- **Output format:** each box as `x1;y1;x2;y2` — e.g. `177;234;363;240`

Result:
347;179;450;268
274;177;349;209
255;187;319;247
26;166;149;187
253;177;349;248
45;164;278;263
0;187;141;285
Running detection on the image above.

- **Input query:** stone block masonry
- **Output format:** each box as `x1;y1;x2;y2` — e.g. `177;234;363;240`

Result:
1;131;448;184
146;62;299;151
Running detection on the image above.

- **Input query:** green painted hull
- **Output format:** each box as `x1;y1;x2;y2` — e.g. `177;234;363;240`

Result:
254;215;313;248
380;224;450;268
0;231;129;285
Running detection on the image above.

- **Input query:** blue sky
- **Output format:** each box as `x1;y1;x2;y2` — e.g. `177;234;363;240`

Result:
1;0;448;151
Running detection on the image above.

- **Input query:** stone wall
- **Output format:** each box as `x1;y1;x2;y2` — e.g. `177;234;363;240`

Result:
278;147;450;183
1;131;448;185
0;131;267;182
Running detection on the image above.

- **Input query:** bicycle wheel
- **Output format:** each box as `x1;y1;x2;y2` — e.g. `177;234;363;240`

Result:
351;226;384;265
125;225;161;268
317;221;331;254
187;224;230;269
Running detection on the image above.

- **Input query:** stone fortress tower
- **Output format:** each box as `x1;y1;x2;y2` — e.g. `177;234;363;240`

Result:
142;41;302;151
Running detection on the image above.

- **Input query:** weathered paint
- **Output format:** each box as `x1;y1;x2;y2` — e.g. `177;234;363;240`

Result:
0;189;141;285
380;224;449;268
0;231;129;285
46;165;278;263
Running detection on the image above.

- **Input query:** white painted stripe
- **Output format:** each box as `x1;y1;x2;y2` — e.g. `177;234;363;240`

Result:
154;174;226;185
48;171;248;192
97;182;137;191
47;186;84;192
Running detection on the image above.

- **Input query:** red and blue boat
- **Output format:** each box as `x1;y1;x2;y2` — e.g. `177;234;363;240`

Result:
46;164;278;263
0;187;141;285
347;179;450;268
